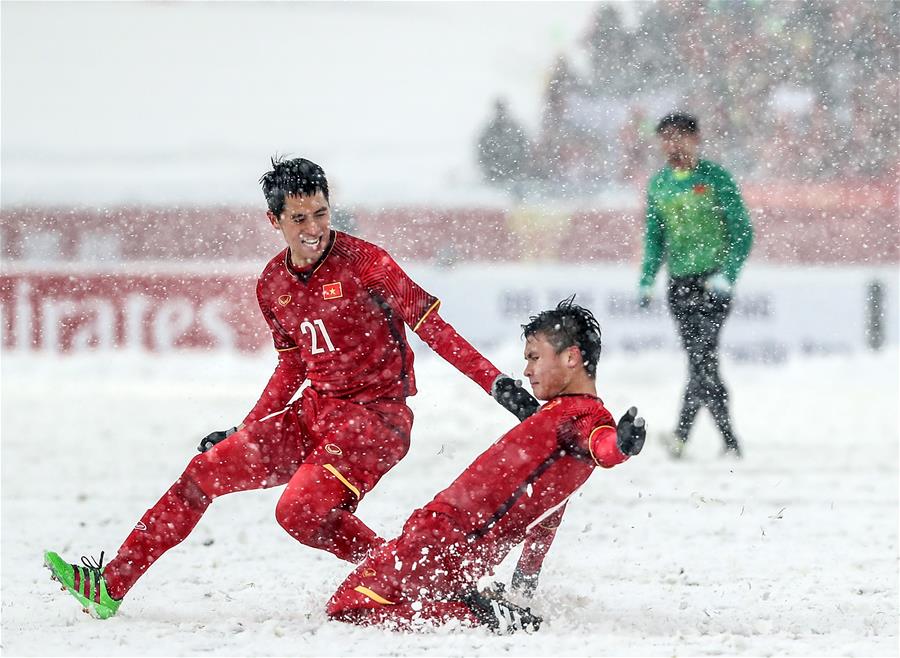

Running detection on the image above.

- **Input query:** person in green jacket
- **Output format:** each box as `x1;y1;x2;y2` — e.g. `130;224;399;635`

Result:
638;112;753;458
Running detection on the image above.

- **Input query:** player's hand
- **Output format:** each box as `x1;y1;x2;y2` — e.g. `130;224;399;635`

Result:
705;273;733;298
492;376;540;422
511;567;539;599
197;426;238;453
638;284;653;309
616;407;646;456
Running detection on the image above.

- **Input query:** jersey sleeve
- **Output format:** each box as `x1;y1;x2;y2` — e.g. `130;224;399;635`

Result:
713;167;754;284
241;348;307;425
242;278;306;425
414;311;501;394
361;247;501;394
588;424;628;468
639;181;666;288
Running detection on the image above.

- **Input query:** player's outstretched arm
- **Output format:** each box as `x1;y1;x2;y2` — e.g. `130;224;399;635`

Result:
361;247;506;395
197;351;305;454
240;348;307;427
365;246;539;419
417;310;539;421
414;308;539;421
588;408;644;468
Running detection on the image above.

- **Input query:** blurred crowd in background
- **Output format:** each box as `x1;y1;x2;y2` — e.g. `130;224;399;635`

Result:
477;0;899;198
3;0;897;268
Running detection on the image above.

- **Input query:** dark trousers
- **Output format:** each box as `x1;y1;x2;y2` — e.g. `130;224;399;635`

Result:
667;274;739;449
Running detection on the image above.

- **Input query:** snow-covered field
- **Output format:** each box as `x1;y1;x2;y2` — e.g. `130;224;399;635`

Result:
1;343;897;656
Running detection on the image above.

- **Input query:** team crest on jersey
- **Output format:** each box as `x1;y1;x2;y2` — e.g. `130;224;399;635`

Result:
324;443;343;456
322;282;343;300
278;294;292;306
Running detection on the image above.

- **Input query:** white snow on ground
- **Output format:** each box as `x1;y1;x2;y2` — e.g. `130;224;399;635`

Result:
1;344;897;656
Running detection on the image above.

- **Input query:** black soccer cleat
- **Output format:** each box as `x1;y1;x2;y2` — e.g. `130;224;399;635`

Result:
461;583;542;634
510;567;540;599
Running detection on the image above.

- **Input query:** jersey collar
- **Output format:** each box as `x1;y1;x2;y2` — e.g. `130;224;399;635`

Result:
550;392;605;404
284;230;336;283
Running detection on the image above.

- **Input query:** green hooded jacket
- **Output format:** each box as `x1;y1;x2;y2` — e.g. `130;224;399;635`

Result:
639;159;753;287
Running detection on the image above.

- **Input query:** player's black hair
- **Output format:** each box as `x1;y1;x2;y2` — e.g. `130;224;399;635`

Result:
522;295;602;378
656;112;699;135
259;156;330;216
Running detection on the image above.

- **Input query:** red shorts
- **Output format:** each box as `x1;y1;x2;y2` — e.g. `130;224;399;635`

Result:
222;387;413;509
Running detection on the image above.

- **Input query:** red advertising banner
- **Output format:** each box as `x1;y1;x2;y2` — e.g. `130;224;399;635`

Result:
1;271;265;353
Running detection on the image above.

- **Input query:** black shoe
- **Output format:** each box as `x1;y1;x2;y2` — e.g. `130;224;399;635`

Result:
461;584;542;634
722;443;743;459
664;432;687;459
510;568;539;599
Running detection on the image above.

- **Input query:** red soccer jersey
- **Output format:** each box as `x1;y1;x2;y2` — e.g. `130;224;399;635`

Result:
243;230;500;424
425;393;626;573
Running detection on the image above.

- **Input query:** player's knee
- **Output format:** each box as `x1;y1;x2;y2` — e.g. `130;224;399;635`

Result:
180;456;218;502
173;471;212;511
274;486;338;537
275;465;356;541
325;580;382;623
687;350;706;366
274;494;314;536
325;591;351;619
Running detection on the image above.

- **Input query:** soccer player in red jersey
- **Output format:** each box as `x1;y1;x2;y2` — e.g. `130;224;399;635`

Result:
327;298;646;633
44;157;538;619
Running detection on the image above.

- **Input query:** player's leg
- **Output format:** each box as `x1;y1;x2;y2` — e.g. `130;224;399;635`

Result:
679;323;709;438
326;510;477;628
327;510;540;633
330;601;479;630
274;463;380;563
330;591;539;633
668;277;704;449
47;407;307;614
327;439;552;632
328;540;477;629
274;398;413;563
103;409;307;597
697;293;741;453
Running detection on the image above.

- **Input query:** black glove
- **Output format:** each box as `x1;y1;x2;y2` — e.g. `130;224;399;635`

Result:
197;426;237;453
491;376;540;422
510;567;539;599
616;406;646;456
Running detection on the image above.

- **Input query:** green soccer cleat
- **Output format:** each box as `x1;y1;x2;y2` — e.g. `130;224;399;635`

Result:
44;550;122;619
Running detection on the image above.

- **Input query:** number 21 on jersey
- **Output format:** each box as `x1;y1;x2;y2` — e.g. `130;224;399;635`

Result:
300;319;336;354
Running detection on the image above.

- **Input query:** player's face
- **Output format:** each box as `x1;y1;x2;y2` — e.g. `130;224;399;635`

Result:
268;191;331;265
523;332;580;400
658;127;700;169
